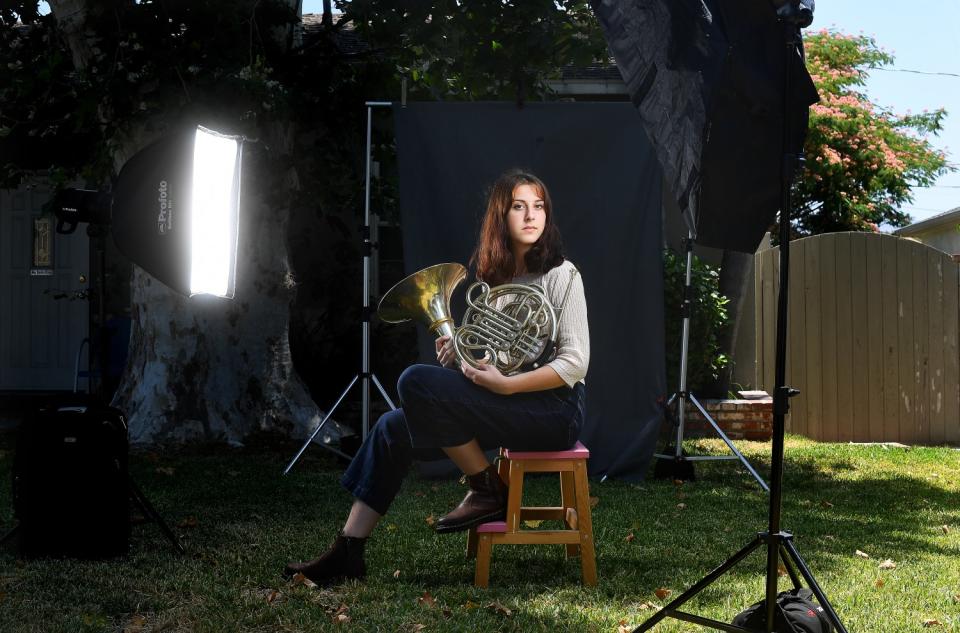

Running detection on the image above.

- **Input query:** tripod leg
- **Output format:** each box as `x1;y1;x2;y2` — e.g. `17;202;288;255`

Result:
129;477;185;555
689;394;769;492
284;375;359;475
371;373;397;410
781;539;849;633
778;542;803;590
633;536;764;632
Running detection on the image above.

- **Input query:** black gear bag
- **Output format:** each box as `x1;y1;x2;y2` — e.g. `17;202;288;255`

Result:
12;396;130;558
732;587;832;633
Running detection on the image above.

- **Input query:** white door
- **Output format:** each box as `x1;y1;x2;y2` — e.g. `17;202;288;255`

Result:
0;185;90;390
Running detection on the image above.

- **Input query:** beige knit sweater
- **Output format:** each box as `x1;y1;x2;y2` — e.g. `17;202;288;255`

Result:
511;260;590;387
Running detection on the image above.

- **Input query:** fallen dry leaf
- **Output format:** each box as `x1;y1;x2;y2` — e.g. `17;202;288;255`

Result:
638;601;661;611
464;600;480;610
777;563;788;577
655;588;672;600
618;619;632;633
855;550;871;559
922;619;943;628
386;523;398;531
335;613;351;624
878;559;897;570
625;532;636;543
266;589;282;605
875;577;885;588
291;572;317;588
425;515;436;527
820;500;834;509
393;569;401;579
486;601;513;617
409;625;426;632
672;479;685;486
676;503;687;510
155;466;175;476
418;591;437;608
940;525;950;535
590;496;600;508
177;517;198;529
122;614;147;633
953;593;960;604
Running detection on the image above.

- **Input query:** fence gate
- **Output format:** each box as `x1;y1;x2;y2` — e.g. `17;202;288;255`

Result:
754;232;960;445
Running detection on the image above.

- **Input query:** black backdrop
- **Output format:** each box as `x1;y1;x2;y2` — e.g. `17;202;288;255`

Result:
394;102;664;479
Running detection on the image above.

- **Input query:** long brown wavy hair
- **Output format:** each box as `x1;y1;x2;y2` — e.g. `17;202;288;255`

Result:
470;169;565;286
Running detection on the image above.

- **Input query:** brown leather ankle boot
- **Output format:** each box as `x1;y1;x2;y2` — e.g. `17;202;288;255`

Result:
283;533;367;586
435;464;508;534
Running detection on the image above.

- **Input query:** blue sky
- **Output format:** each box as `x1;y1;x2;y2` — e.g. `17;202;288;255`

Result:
303;1;959;224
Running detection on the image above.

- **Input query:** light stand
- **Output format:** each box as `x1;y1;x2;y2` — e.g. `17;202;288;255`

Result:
634;7;847;632
284;101;397;474
654;231;768;492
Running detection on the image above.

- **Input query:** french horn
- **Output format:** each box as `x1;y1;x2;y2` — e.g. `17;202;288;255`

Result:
377;263;560;374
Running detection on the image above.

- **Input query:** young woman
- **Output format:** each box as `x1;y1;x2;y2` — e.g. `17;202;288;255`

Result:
284;169;589;585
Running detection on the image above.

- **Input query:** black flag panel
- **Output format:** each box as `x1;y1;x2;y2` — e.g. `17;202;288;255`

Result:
592;0;818;253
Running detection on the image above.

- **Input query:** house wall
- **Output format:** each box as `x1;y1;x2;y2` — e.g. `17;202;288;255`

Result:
904;226;960;258
0;185;90;391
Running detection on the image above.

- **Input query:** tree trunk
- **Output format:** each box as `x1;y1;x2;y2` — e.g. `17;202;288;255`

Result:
112;148;337;444
50;0;338;445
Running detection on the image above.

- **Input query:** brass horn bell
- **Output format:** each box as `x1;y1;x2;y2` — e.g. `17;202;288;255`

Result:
377;263;467;340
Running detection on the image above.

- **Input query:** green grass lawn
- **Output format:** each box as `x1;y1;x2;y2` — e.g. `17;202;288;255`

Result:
0;433;957;632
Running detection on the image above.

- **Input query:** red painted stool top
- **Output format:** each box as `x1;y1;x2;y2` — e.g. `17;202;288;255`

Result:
503;440;589;461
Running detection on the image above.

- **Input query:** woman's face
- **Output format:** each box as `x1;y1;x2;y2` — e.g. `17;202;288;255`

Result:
506;183;546;251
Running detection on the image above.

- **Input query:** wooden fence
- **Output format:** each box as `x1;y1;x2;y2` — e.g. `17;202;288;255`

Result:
754;232;960;445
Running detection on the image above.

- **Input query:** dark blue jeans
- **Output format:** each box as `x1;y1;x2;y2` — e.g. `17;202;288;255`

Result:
341;364;586;515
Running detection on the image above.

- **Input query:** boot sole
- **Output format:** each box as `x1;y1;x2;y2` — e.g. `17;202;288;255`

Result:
433;509;506;534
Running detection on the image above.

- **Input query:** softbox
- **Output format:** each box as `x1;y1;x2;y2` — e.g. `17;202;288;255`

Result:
592;0;818;253
111;126;243;298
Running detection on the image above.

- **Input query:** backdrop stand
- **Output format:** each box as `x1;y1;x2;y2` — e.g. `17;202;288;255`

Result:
634;10;846;632
284;101;396;474
654;232;768;492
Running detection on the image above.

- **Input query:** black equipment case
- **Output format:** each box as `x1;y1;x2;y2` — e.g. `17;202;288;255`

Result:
12;396;130;558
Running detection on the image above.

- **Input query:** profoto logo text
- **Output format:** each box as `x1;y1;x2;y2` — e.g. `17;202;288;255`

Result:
157;180;173;235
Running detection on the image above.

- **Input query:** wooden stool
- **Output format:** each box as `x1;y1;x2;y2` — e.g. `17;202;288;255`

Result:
467;441;597;587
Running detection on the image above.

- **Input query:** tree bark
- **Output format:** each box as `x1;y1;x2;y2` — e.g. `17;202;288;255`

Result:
50;0;338;445
112;156;337;445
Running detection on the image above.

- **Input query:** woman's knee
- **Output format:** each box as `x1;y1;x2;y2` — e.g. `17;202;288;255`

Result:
371;409;408;443
397;364;442;405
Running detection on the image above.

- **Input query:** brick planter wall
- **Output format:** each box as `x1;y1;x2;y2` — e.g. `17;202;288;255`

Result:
679;397;773;441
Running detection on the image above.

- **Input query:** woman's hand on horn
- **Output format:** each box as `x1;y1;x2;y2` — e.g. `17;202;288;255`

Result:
461;360;512;395
435;335;456;368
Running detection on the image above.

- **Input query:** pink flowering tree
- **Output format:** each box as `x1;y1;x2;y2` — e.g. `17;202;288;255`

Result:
796;30;952;235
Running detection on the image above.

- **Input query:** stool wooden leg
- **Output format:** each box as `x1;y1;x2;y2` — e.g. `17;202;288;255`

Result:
466;527;478;559
573;460;598;586
560;469;580;558
497;450;510;484
474;534;492;587
505;460;525;532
